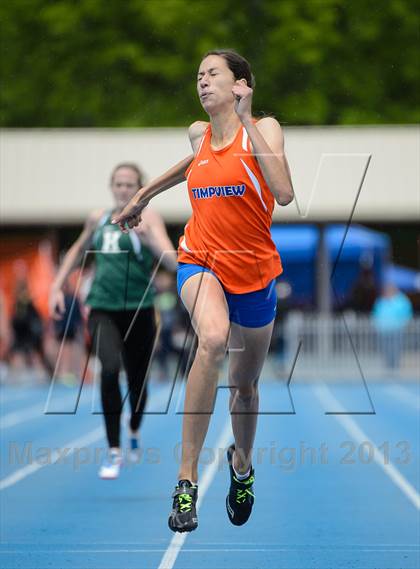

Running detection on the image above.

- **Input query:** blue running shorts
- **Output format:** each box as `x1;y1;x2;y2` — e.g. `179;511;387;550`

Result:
177;262;277;328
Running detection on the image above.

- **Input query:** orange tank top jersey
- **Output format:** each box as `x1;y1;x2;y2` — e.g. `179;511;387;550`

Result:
177;123;283;294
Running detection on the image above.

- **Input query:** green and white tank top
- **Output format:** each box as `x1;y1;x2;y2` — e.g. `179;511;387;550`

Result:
86;211;155;311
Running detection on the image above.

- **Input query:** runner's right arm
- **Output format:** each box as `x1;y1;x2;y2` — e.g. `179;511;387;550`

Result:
112;121;208;232
49;209;103;319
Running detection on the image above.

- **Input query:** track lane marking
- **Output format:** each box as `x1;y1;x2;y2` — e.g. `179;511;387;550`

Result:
1;395;90;429
0;389;167;491
157;418;232;569
384;384;420;411
314;384;420;510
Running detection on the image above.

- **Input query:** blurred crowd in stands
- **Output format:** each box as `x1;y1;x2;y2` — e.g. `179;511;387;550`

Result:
0;254;193;385
0;242;416;385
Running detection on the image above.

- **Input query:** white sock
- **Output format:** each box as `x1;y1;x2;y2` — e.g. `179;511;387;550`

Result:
233;463;251;481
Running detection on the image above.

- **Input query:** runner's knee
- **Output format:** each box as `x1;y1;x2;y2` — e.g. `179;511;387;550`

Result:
198;327;229;362
232;379;259;402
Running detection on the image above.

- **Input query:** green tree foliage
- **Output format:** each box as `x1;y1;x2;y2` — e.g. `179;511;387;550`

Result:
1;0;418;126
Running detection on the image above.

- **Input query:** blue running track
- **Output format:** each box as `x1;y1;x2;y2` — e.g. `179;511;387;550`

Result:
0;379;419;569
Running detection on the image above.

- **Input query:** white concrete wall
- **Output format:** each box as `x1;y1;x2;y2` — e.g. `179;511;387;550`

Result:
1;125;419;224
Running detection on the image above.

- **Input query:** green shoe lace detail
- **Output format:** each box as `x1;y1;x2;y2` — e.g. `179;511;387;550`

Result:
235;487;255;504
178;493;193;512
233;473;255;503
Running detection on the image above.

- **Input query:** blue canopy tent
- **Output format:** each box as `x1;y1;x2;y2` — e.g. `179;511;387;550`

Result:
270;225;318;307
270;224;391;308
385;264;420;292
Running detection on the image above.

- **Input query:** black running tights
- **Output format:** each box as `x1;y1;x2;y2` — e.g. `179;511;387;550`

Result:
88;308;156;448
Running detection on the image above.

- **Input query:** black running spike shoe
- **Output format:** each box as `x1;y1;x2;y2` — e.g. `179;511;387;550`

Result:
168;479;198;533
226;444;255;526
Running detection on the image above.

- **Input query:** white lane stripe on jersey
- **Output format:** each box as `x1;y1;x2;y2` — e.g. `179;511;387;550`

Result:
196;128;208;156
0;389;168;491
98;212;109;228
241;128;249;151
314;384;420;511
180;236;192;253
128;230;143;260
240;159;268;211
157;418;232;569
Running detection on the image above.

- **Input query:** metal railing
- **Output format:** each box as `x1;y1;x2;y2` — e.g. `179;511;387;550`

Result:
281;313;420;377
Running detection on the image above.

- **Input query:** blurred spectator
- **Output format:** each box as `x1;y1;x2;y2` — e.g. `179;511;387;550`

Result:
346;259;378;313
171;306;196;380
154;271;191;380
272;280;292;377
0;288;11;382
372;283;413;370
9;278;53;381
52;280;83;384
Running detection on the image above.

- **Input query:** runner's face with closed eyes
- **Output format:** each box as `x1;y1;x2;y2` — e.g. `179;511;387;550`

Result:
197;55;236;114
111;168;140;211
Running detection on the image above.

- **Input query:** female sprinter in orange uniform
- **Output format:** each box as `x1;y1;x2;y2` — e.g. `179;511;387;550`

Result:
113;49;294;532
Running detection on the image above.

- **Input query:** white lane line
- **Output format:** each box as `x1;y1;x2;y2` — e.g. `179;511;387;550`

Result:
0;426;103;491
0;390;34;404
0;390;167;491
157;418;232;569
1;396;89;429
385;385;420;411
1;546;418;553
314;384;420;511
2;540;410;545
